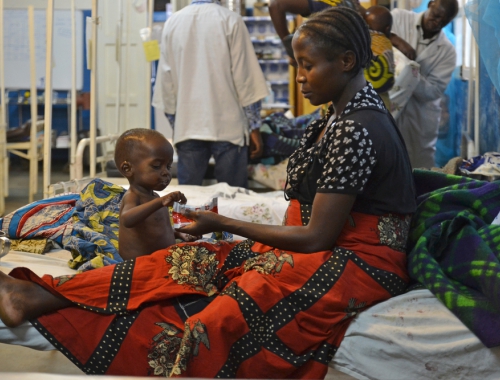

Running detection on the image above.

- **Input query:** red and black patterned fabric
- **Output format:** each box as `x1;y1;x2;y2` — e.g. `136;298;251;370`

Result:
9;199;410;378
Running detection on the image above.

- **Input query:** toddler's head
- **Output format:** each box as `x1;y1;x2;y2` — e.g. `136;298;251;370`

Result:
115;128;174;190
364;6;392;38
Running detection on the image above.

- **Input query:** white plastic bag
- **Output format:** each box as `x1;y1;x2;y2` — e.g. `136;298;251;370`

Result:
389;48;421;120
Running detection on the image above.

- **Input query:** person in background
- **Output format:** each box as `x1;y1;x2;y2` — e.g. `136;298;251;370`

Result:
0;7;416;378
152;0;269;188
362;5;395;106
389;0;459;168
269;0;395;103
253;4;395;165
269;0;356;58
114;129;198;261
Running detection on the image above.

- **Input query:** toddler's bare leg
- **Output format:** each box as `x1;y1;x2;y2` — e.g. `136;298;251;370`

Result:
0;272;71;328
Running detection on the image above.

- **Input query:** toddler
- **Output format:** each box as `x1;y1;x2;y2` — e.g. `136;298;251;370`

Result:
115;128;198;260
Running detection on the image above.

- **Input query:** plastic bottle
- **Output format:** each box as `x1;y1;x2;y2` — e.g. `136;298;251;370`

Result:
265;82;275;105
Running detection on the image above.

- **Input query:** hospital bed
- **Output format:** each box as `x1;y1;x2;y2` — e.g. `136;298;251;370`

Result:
1;174;500;379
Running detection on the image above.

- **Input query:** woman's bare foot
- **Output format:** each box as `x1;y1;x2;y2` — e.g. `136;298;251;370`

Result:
0;272;71;327
0;272;33;327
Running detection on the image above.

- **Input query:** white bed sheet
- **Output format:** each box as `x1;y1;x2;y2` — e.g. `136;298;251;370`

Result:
0;249;76;352
332;289;500;379
153;182;289;240
0;249;76;277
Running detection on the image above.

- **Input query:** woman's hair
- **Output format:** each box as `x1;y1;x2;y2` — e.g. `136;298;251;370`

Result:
297;7;373;73
114;128;166;166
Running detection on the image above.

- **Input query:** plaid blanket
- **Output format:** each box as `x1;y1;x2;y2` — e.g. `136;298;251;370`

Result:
408;170;500;347
0;179;124;271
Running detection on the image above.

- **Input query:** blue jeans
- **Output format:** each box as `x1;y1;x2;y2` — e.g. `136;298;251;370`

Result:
176;140;249;188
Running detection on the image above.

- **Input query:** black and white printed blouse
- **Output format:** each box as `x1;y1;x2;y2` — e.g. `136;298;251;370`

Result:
286;83;416;216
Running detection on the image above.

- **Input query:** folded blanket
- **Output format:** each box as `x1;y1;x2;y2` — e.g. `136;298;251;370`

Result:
0;179;124;271
408;170;500;347
10;238;54;254
0;194;78;245
65;179;124;271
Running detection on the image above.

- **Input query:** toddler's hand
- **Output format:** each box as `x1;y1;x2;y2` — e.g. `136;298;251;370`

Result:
174;231;201;242
161;191;187;207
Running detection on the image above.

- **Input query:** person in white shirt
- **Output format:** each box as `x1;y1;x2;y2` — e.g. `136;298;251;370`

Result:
152;0;269;187
389;0;458;169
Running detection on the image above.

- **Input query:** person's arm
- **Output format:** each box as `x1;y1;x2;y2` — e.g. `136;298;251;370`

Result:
243;101;264;159
269;0;311;59
354;1;367;17
178;119;374;252
269;0;310;40
389;8;416;61
249;129;264;160
390;33;416;60
121;191;187;228
178;192;355;252
412;47;456;102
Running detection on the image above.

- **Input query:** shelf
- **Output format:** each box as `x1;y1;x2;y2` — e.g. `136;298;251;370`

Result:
262;102;291;109
243;16;271;21
258;59;288;64
244;15;292;112
250;36;281;44
243;15;294;21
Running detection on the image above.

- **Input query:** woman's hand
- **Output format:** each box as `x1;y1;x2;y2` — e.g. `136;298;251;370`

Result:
161;191;187;208
176;209;223;236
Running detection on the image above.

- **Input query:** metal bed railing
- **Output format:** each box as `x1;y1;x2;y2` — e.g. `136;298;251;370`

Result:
73;133;119;180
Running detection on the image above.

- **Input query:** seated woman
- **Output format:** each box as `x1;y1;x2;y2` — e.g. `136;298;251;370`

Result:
0;7;416;378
